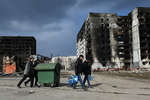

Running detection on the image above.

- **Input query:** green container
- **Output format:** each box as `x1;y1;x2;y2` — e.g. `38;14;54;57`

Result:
36;63;61;87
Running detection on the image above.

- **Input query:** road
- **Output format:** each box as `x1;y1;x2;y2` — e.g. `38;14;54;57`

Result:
0;72;150;100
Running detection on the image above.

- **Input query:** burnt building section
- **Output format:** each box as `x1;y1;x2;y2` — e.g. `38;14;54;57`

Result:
114;16;132;70
77;21;93;63
89;13;116;68
132;7;150;68
0;36;36;72
77;7;150;70
77;13;128;69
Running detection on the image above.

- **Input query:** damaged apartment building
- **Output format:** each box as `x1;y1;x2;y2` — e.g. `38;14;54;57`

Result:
0;36;36;72
77;7;150;70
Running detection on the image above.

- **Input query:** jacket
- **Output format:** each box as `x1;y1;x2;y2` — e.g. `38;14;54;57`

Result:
75;58;83;75
24;61;33;75
83;61;91;75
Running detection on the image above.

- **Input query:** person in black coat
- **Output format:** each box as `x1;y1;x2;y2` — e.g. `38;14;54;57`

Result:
75;55;83;75
74;55;85;89
24;60;40;87
83;59;92;87
17;57;34;88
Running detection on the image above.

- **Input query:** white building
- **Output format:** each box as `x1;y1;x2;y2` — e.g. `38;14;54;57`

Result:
51;56;77;70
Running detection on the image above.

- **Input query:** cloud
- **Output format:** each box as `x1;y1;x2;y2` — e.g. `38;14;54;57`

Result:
0;0;77;32
0;0;149;56
72;0;150;16
36;20;77;56
0;0;78;56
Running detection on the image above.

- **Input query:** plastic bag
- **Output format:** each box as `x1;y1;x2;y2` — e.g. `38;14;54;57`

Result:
68;75;78;85
89;75;93;81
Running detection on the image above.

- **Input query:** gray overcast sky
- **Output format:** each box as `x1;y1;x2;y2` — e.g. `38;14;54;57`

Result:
0;0;150;57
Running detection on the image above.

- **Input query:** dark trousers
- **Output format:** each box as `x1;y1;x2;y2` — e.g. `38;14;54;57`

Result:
83;75;91;87
25;70;38;85
17;74;34;87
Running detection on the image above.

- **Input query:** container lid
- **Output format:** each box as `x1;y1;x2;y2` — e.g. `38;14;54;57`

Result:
36;63;57;70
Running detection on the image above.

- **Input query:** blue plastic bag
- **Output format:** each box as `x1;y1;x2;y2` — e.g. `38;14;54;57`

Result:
68;78;73;85
89;75;93;81
68;75;78;85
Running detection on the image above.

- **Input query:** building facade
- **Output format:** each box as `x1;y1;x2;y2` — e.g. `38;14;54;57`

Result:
77;7;150;70
0;36;36;72
51;56;77;70
131;8;150;68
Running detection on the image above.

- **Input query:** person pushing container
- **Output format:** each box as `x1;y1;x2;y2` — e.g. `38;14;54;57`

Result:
17;57;34;88
24;57;40;87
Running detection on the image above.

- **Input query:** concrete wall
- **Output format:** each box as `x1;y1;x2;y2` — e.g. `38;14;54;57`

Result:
131;8;141;67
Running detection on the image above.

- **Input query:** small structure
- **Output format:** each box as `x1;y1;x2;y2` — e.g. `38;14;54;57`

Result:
0;36;36;72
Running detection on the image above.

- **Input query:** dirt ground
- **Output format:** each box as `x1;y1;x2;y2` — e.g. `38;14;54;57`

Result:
0;71;150;100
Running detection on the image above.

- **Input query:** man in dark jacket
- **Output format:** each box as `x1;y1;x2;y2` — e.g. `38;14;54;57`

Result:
74;55;85;89
24;60;40;87
17;57;34;88
83;59;92;87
